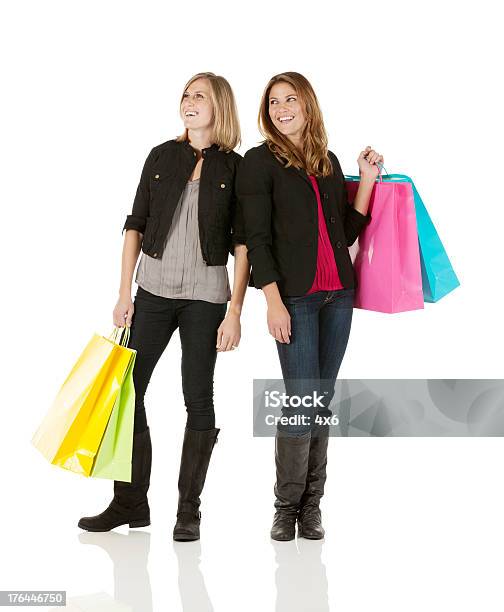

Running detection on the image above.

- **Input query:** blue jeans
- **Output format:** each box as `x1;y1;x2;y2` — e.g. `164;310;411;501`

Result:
275;288;354;435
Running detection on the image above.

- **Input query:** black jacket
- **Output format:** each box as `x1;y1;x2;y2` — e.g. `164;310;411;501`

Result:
236;143;372;296
122;138;245;265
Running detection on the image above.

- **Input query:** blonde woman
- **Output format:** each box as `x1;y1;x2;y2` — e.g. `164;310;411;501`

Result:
78;73;249;541
237;72;383;540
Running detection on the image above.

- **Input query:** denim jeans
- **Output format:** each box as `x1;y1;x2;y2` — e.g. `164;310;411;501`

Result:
275;288;354;435
128;286;227;433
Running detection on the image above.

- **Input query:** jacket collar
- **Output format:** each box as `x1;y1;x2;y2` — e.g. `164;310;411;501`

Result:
262;142;316;189
180;139;219;158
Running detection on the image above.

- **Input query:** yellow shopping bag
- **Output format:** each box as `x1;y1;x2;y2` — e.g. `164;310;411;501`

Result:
32;327;136;476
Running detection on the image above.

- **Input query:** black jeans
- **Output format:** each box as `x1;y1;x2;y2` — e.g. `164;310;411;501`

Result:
128;286;227;433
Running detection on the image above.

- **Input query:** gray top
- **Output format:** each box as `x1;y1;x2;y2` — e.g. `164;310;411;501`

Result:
135;178;231;303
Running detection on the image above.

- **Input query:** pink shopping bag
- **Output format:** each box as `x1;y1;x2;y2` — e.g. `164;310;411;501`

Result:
345;175;424;313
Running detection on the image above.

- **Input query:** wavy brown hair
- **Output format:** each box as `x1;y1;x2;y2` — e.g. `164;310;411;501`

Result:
176;72;241;152
258;72;333;177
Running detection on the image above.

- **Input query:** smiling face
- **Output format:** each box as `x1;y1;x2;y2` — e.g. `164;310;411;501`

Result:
180;77;214;130
268;81;306;144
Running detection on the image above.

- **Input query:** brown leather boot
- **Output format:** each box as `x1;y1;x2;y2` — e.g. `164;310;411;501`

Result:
173;427;220;542
78;427;152;532
270;430;311;541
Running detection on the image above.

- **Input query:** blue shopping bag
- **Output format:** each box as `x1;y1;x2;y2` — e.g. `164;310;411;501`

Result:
377;174;460;302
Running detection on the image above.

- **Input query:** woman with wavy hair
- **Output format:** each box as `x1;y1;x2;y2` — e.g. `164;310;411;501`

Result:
237;72;383;540
78;72;249;540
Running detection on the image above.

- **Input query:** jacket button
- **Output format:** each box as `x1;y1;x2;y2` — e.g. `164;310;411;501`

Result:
336;241;342;248
194;152;197;157
330;216;336;223
154;174;160;179
220;183;226;188
152;252;158;257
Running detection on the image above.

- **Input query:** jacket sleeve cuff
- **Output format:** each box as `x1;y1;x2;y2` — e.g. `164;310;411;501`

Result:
122;215;146;235
344;206;372;246
247;244;282;288
229;199;247;255
349;205;372;225
229;238;247;256
229;225;248;255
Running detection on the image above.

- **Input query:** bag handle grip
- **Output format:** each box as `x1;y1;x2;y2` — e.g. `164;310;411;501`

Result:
108;326;130;347
344;167;415;185
345;162;389;182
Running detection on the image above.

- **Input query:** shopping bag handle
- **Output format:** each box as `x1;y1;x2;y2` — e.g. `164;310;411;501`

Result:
345;162;396;183
108;326;130;347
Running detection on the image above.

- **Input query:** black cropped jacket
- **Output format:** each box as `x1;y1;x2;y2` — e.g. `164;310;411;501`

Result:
122;138;246;265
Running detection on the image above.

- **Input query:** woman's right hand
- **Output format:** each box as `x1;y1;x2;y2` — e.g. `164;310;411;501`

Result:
113;295;134;328
267;300;291;344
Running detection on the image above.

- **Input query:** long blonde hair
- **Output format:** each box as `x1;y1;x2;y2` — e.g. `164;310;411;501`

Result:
258;72;333;177
176;72;241;152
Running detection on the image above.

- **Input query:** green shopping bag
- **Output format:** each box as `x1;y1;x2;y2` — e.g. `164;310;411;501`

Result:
90;344;136;482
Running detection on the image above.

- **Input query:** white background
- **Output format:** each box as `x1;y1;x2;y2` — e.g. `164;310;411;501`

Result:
2;1;503;610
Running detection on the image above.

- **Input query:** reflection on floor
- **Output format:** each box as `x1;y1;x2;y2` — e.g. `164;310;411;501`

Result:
47;530;329;611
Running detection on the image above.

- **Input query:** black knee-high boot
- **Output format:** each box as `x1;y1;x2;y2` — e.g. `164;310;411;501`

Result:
270;430;311;541
78;427;152;531
173;427;220;542
297;424;329;539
